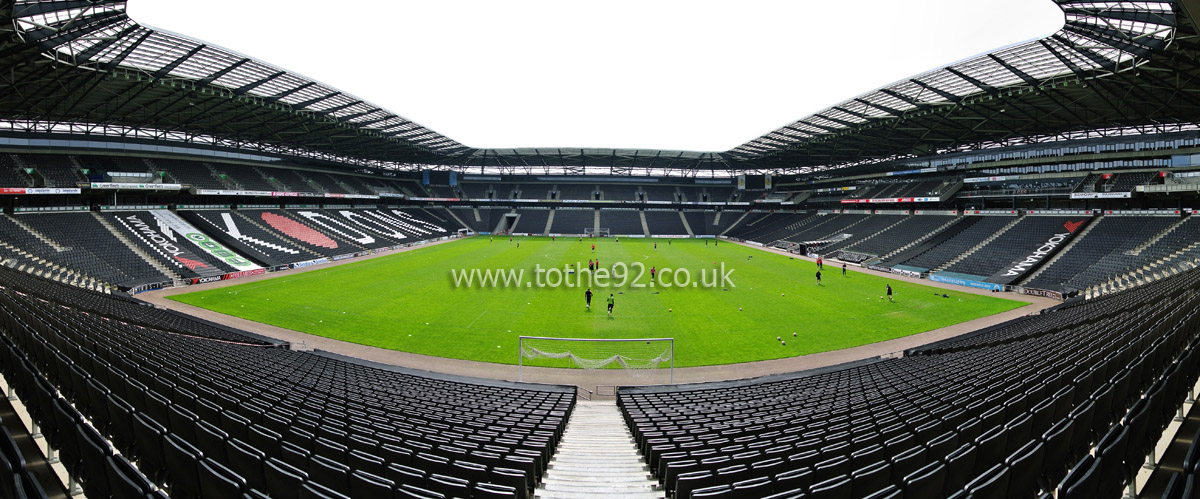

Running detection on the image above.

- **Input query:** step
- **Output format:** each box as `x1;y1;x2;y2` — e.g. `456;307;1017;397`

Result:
541;482;659;493
535;491;664;499
540;470;655;482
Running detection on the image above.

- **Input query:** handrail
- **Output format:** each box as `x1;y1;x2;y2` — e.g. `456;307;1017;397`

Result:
576;386;593;401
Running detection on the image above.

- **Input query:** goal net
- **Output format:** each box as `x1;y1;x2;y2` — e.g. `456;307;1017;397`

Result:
518;336;674;385
584;228;610;237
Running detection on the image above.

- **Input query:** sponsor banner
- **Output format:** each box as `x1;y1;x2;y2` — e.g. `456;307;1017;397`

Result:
1015;286;1065;300
407;197;461;202
866;264;924;278
0;187;82;195
512;233;530;237
378;193;405;198
90;182;182;191
929;274;1004;291
964;175;1019;183
649;234;691;239
271;265;291;272
1069;192;1132;199
190;275;223;285
988;219;1087;285
645;200;672;205
332;253;356;261
223;269;266;280
841;197;939;204
323;193;379;200
149;210;261;272
128;281;172;294
624;234;647;238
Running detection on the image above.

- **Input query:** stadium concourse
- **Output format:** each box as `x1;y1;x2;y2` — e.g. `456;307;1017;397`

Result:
5;0;1200;498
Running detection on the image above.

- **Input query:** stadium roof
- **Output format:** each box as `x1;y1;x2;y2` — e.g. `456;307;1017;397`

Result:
1;1;1198;176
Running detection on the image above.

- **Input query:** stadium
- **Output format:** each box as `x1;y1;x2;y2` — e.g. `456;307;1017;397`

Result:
2;0;1200;498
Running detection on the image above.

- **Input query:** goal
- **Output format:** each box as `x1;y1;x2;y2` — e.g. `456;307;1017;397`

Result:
584;228;610;237
518;336;674;385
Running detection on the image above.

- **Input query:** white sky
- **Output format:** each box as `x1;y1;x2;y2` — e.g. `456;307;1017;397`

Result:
128;0;1063;152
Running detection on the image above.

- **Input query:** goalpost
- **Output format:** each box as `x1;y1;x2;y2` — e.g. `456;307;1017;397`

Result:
584;228;610;237
518;336;674;384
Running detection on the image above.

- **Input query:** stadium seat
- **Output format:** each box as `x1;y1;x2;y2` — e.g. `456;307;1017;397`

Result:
198;457;247;497
1057;455;1101;499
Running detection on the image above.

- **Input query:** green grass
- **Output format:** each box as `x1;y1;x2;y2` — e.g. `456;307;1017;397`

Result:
169;236;1025;367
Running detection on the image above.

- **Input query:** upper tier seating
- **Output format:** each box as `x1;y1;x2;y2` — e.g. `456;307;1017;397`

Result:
156;159;227;189
620;269;1200;498
640;186;678;202
19;155;81;187
0;155;31;187
553;184;596;201
0;266;572;499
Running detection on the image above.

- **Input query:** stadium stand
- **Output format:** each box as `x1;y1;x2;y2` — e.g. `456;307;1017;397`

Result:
1023;216;1178;293
550;209;594;235
156;159;228;189
0;265;572;499
459;183;493;199
183;210;316;266
619;269;1200;498
944;216;1084;279
18;155;82;187
643;210;688;236
682;211;710;236
601;185;639;201
600;210;644;236
892;217;1015;271
108;211;239;277
554;184;596;201
18;212;170;286
1108;172;1157;192
0;155;31;187
842;215;958;257
513;209;550;235
640;185;678;202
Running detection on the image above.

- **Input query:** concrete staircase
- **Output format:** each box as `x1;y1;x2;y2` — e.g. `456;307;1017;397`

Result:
203;163;240;189
544;210;556;235
593;209;602;233
678;212;694;236
7;215;66;253
254;166;288;192
639;211;651;237
535;401;663;499
932;216;1023;273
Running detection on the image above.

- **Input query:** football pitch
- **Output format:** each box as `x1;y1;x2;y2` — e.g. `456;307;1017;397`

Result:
169;236;1025;367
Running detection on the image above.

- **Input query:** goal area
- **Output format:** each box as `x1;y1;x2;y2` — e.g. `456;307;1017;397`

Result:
518;336;674;385
584;228;610;237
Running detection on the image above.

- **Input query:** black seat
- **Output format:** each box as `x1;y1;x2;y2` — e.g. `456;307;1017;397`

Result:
731;476;772;498
1057;455;1101;499
308;454;351;494
676;470;713;499
850;460;890;498
691;484;732;498
426;474;471;498
973;424;1009;475
808;474;852;499
771;467;813;494
105;455;152;498
1005;440;1045;498
474;482;519;498
1095;424;1130;498
227;438;267;492
198;457;247;498
299;480;352;499
163;432;204;499
74;422;113;497
349;470;394;498
264;457;308;499
941;443;977;496
903;461;945;498
964;462;1010;499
